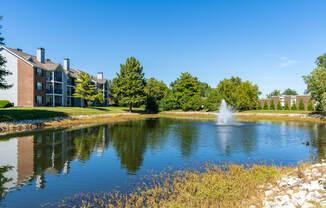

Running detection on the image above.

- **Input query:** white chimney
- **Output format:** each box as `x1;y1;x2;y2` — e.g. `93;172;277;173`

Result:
64;58;70;71
36;48;45;63
97;72;103;79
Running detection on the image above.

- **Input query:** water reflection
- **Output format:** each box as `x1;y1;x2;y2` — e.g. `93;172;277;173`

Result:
0;118;325;207
214;124;258;156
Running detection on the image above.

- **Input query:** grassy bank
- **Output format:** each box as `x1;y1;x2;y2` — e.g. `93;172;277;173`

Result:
241;110;312;114
161;112;326;124
0;106;144;122
55;163;285;208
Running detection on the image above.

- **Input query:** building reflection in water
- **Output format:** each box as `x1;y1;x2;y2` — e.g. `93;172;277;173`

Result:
0;124;109;200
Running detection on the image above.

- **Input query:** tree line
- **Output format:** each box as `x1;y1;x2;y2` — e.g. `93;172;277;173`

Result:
109;57;261;112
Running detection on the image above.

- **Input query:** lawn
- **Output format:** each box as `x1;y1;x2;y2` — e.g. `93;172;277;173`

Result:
0;106;144;122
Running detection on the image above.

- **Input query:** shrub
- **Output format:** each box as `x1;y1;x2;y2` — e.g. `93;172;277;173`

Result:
145;97;159;113
291;101;297;110
257;102;262;110
277;100;282;110
284;102;290;110
307;100;314;111
298;98;305;111
263;100;268;110
0;100;11;108
269;100;275;110
160;95;180;111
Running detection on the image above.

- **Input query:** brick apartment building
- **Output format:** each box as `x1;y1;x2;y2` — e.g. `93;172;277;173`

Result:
0;46;109;107
259;95;314;110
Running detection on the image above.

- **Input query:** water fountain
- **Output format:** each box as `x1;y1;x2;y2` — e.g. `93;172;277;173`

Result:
216;99;234;125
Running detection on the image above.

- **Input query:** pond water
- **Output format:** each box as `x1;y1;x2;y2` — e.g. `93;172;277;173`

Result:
0;117;326;207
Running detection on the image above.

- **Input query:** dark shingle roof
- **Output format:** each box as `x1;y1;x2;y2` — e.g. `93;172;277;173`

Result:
2;46;60;71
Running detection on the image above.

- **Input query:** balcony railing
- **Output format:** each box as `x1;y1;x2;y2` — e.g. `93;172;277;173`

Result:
46;77;63;82
46;88;62;94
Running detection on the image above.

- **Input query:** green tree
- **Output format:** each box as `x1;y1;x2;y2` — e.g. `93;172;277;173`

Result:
0;16;12;90
267;90;281;98
298;98;305;111
216;77;261;111
204;88;222;111
93;88;104;106
303;53;326;111
291;101;297;110
263;100;269;110
110;57;146;112
73;72;98;107
282;88;298;95
277;100;282;110
269;100;275;110
198;82;212;97
284;101;290;110
160;93;180;111
171;72;201;111
307;100;314;111
144;78;168;112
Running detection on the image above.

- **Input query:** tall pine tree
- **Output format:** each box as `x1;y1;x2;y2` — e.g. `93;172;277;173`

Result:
0;16;12;89
111;57;146;112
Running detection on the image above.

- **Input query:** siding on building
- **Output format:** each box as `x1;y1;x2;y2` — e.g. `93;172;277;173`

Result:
0;49;18;105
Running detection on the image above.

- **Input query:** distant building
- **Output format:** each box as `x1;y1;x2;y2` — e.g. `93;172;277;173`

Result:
0;46;109;107
259;95;314;110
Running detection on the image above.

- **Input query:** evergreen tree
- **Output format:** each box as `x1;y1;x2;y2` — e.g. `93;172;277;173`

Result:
171;72;201;111
0;16;12;90
277;100;282;110
110;57;146;112
307;100;314;111
269;100;275;110
298;98;305;110
73;72;98;107
291;100;297;110
284;101;290;110
263;100;268;110
257;102;262;110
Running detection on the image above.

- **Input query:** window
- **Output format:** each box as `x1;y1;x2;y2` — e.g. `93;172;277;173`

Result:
37;82;43;91
36;96;43;105
36;68;43;77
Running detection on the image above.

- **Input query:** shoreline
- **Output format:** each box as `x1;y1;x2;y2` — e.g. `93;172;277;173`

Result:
1;111;326;135
51;159;326;208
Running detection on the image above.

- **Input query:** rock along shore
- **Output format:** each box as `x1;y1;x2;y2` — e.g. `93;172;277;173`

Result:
258;160;326;208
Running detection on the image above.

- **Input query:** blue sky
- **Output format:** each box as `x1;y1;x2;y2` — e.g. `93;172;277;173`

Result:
1;0;326;96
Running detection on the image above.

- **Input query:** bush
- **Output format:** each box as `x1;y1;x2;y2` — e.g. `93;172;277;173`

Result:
0;100;11;108
160;95;180;111
145;97;159;113
263;100;268;110
291;101;297;110
284;102;290;110
277;100;282;110
269;100;275;110
298;98;305;111
307;100;314;111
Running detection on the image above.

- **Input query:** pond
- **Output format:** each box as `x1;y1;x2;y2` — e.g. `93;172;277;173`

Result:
0;117;326;207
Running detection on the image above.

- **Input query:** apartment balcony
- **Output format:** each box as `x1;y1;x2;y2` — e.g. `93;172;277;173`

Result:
46;88;62;95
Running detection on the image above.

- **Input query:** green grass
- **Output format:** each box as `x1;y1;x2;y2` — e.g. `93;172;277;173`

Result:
240;110;312;114
0;106;144;122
